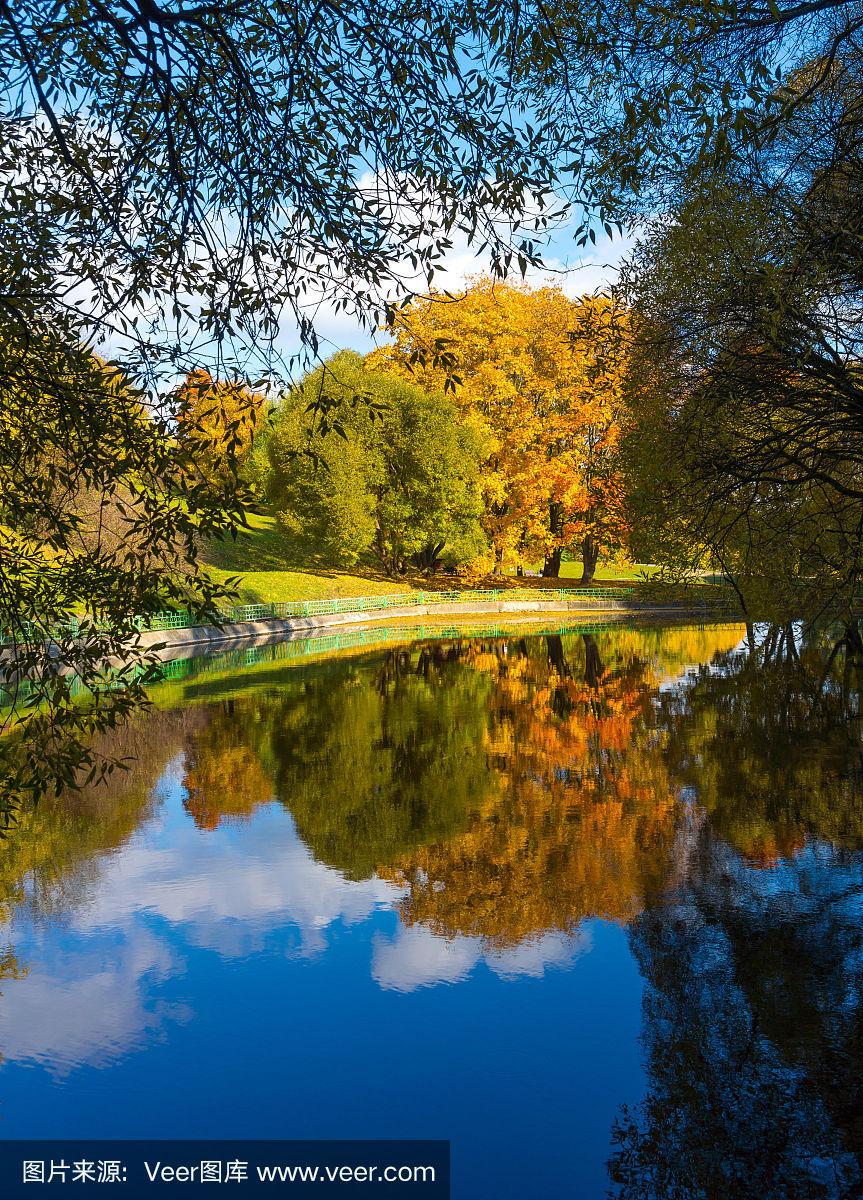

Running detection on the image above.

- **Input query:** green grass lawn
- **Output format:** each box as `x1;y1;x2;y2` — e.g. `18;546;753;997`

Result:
544;560;655;583
203;513;421;602
203;512;653;603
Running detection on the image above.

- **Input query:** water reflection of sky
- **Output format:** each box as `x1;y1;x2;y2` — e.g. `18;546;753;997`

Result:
0;755;643;1200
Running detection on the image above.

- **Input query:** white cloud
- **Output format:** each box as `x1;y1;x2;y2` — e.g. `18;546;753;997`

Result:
486;927;592;980
287;224;635;359
0;777;403;1069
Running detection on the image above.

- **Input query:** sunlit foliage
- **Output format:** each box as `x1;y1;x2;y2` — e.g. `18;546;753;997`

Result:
0;0;572;808
267;352;486;575
175;371;269;495
375;282;630;579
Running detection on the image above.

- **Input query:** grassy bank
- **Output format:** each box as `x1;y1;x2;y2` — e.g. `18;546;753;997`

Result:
203;512;650;603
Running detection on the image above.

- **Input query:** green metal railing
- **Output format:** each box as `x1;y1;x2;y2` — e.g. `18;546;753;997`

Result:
1;584;747;650
138;587;635;632
4;613;639;708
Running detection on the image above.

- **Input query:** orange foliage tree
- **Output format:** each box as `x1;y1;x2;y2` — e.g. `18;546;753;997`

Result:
373;280;630;580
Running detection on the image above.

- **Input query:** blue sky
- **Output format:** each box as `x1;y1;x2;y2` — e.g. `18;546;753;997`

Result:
277;213;635;363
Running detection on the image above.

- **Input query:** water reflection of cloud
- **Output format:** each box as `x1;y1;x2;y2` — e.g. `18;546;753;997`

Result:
487;928;592;980
72;802;403;959
372;925;481;991
372;924;592;993
0;929;187;1075
0;790;404;1071
0;776;592;1070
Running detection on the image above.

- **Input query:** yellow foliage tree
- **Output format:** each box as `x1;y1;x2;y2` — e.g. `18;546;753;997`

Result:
373;280;630;580
175;369;268;492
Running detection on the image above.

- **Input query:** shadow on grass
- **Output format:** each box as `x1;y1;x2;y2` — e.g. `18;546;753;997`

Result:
205;513;648;602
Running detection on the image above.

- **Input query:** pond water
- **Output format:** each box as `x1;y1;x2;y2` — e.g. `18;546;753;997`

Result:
2;620;863;1198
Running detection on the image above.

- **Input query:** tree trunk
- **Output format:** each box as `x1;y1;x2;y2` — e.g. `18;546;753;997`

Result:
375;517;393;576
543;546;563;578
546;634;571;677
846;618;863;658
543;501;564;578
580;533;599;585
492;544;504;576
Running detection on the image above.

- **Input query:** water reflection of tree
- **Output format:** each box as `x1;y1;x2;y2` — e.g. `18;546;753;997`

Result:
660;627;863;864
151;623;746;898
0;623;749;991
182;700;275;829
385;627;742;945
267;645;495;879
0;708;202;921
609;627;863;1198
0;708;200;1022
609;832;863;1199
0;946;26;988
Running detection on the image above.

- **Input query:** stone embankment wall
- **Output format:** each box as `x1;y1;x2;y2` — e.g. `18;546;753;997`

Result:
136;598;728;659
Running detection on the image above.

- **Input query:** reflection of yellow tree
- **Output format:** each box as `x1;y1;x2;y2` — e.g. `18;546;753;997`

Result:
383;625;745;945
183;703;274;830
0;946;26;987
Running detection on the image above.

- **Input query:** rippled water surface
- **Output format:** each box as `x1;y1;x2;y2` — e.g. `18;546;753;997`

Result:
3;621;863;1198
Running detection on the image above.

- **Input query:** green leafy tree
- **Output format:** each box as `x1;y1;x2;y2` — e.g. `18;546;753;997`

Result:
267;352;487;575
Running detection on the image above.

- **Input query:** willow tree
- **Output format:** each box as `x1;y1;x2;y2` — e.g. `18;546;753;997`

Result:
0;0;579;814
530;0;863;224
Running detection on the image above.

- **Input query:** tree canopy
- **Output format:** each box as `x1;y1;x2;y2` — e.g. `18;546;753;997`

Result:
6;0;863;805
0;348;241;815
375;281;630;580
267;351;487;575
531;0;863;221
175;370;268;493
618;54;863;617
